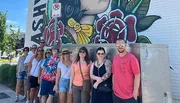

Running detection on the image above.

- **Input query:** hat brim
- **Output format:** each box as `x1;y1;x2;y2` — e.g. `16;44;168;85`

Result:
60;51;72;55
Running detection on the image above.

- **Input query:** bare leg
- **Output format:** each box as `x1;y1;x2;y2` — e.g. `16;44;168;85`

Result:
67;92;73;103
16;80;22;96
46;95;54;103
41;96;47;103
59;92;67;103
30;88;36;103
24;80;27;97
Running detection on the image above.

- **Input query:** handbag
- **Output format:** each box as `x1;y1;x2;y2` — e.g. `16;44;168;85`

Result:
97;60;112;92
79;62;91;92
97;76;112;92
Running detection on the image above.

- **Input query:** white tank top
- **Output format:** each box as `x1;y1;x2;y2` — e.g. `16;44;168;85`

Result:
30;58;43;77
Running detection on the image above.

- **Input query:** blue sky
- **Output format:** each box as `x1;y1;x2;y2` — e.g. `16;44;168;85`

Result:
0;0;28;33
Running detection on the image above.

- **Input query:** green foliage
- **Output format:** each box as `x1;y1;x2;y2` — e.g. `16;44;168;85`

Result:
0;11;7;52
0;64;17;88
136;35;152;43
0;11;7;43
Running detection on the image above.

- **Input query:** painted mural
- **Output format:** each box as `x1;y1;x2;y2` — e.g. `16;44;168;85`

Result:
41;0;161;47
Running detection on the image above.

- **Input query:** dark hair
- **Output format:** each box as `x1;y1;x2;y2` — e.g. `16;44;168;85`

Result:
75;46;90;64
45;49;51;58
96;47;106;53
60;0;86;26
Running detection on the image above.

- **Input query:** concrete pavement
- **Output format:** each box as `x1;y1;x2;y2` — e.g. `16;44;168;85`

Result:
0;84;24;103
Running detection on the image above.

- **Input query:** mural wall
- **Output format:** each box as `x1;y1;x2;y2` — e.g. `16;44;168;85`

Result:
26;0;180;102
39;0;161;47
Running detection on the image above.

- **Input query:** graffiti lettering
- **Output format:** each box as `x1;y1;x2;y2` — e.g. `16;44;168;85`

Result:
31;32;42;44
34;0;40;5
31;1;46;44
33;4;46;17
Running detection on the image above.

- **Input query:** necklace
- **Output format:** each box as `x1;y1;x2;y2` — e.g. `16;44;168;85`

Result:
97;59;105;68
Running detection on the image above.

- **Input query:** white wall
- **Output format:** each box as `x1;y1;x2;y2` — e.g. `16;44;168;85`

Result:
139;0;180;102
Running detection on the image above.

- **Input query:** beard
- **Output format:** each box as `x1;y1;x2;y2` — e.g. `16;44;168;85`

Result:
118;49;125;53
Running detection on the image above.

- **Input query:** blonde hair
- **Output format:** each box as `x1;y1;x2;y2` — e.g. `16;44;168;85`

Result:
61;48;70;62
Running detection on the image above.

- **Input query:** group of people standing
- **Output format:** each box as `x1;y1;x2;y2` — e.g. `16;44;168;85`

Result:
15;39;140;103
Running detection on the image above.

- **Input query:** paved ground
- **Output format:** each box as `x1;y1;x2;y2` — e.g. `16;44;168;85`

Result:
0;84;24;103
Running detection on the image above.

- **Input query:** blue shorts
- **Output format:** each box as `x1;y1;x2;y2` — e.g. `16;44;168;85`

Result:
40;79;55;96
59;78;70;92
17;71;27;80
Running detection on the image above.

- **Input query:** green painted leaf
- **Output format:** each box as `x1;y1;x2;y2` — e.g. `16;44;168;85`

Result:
135;0;151;19
47;0;55;19
111;0;128;11
136;35;151;43
137;15;161;32
120;0;129;11
111;0;119;10
125;0;139;13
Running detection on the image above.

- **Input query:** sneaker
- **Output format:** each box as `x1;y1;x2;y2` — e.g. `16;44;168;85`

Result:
21;96;27;101
15;97;20;102
25;100;30;103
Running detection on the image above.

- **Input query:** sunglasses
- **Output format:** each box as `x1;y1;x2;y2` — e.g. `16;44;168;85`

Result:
79;50;85;54
38;50;44;52
40;41;45;43
97;53;104;55
63;52;69;55
46;52;51;54
116;44;125;47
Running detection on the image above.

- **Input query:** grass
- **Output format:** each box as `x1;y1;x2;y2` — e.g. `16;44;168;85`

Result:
0;59;17;63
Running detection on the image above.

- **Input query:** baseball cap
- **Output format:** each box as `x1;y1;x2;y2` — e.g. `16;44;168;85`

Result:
31;44;37;49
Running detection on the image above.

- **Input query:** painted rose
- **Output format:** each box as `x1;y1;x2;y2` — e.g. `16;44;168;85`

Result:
43;18;64;47
94;9;137;43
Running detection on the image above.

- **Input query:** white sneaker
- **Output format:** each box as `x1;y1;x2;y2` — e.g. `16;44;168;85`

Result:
26;100;30;103
15;97;20;102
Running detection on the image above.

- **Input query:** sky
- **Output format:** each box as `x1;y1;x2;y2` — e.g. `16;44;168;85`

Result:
0;0;28;33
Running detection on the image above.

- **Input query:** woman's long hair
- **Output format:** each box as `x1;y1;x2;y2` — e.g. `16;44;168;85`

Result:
35;47;44;59
74;46;90;65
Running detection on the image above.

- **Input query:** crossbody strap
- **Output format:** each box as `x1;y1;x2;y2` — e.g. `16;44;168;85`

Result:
61;64;70;79
32;59;41;75
79;62;85;81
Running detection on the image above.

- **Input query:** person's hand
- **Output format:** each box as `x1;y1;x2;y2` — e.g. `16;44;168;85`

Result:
93;82;99;89
53;85;58;94
38;78;42;84
69;88;72;95
133;92;138;100
96;77;103;83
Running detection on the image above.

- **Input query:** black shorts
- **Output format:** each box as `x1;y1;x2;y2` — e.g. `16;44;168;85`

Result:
113;92;137;103
29;76;39;88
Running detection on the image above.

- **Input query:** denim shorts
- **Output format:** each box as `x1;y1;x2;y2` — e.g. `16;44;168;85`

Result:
58;78;70;92
17;71;27;80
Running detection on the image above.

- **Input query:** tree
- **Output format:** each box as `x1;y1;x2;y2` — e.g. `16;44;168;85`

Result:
0;11;7;52
6;25;20;53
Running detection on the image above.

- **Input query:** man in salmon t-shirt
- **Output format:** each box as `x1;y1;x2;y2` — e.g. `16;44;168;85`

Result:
112;39;140;103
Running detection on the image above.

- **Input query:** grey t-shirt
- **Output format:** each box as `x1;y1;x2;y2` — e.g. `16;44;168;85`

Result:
17;56;26;73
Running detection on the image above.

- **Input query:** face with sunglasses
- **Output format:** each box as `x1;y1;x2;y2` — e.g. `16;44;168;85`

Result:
37;48;44;55
116;40;126;53
79;50;86;58
96;50;105;60
40;40;46;47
